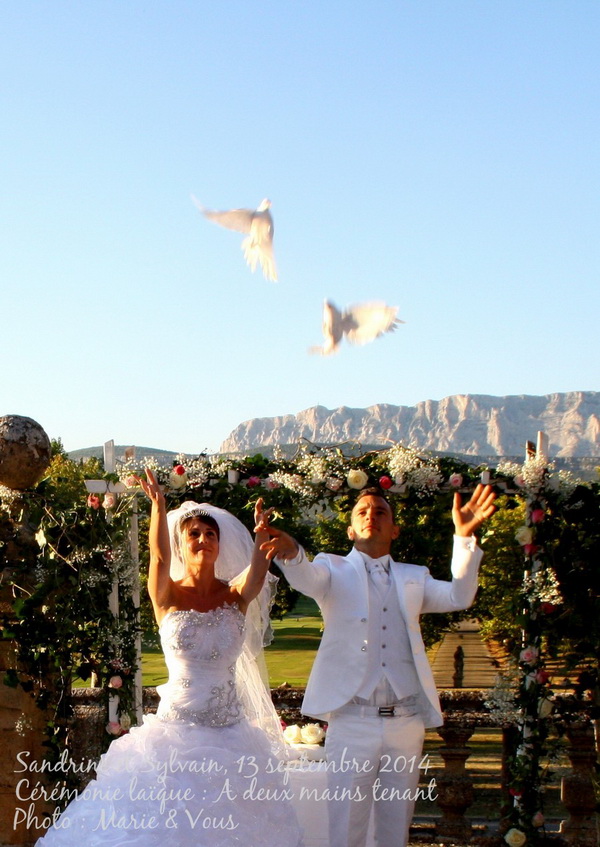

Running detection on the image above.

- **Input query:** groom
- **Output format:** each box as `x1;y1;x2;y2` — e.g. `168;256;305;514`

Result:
261;483;496;847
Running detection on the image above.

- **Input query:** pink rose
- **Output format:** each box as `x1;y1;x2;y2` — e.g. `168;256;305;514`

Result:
87;494;101;510
514;475;525;488
326;477;342;492
530;509;545;524
108;675;123;689
124;475;138;489
523;543;539;557
535;670;550;684
247;476;261;488
532;812;545;828
379;475;393;490
448;473;463;488
265;477;279;490
520;646;539;665
103;493;117;510
106;721;123;736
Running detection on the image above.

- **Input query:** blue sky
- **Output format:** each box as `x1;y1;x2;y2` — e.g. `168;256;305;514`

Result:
2;1;599;454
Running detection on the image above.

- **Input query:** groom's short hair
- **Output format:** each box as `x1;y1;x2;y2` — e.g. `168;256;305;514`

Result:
354;487;391;507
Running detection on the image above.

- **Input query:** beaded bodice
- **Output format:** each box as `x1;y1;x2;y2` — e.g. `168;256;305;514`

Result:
156;605;246;727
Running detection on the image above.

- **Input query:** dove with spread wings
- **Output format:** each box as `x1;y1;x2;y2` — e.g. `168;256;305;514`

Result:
192;197;277;282
309;300;404;355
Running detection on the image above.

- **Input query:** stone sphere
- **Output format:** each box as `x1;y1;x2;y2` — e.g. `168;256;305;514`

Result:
0;416;52;490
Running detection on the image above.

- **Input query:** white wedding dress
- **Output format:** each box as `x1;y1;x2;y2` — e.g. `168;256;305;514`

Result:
38;604;303;846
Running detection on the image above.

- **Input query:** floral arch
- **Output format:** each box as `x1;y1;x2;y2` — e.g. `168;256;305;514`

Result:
2;438;599;842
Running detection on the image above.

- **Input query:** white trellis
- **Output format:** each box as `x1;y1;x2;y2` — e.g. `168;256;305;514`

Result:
84;440;143;725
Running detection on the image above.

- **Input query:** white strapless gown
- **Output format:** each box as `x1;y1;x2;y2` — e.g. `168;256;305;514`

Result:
37;605;303;846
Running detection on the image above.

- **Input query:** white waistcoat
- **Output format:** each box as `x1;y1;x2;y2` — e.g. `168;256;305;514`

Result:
355;575;421;701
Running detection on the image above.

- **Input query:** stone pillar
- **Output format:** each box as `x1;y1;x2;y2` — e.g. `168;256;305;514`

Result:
434;722;475;842
0;416;53;846
560;721;599;847
499;724;520;834
0;642;53;847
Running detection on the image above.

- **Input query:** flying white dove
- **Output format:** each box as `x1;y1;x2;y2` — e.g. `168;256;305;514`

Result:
309;300;404;355
192;197;277;282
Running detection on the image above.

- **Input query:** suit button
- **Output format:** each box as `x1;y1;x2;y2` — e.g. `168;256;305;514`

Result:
361;618;367;623
382;607;388;612
382;625;387;630
382;662;386;667
361;646;367;652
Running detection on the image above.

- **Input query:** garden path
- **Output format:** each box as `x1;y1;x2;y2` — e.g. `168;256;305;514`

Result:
430;619;504;689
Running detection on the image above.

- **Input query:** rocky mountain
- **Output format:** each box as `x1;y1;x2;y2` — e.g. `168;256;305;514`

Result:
220;391;600;458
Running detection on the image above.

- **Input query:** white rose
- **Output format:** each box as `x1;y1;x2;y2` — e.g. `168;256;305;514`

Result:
119;713;132;731
347;469;368;490
283;724;303;744
538;698;553;718
515;525;533;546
504;828;527;847
300;723;325;744
169;471;188;490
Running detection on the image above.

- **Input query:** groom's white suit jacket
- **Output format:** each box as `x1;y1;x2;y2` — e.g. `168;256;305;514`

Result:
280;536;482;728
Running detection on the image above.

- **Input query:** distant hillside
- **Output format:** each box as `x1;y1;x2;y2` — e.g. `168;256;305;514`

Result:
220;391;600;458
68;445;178;464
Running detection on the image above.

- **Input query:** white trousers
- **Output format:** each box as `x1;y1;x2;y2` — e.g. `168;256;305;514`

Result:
324;711;426;847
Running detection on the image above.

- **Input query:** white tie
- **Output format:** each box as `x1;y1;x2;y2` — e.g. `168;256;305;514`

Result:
365;556;390;596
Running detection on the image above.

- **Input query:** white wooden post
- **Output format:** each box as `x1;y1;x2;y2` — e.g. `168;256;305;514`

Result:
104;441;119;618
126;445;143;725
536;431;549;463
84;441;142;726
103;442;120;723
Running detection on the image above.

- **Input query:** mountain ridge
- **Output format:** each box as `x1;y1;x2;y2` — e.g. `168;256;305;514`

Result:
219;391;600;458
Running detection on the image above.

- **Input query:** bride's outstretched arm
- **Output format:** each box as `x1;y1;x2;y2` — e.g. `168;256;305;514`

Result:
237;498;274;606
138;470;173;612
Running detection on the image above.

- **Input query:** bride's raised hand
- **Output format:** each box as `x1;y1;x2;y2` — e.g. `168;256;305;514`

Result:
137;469;165;508
253;497;274;537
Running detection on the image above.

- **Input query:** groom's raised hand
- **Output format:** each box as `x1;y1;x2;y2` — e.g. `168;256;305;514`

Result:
452;483;497;537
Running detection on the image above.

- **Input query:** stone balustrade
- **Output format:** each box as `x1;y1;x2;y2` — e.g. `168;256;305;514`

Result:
4;687;598;846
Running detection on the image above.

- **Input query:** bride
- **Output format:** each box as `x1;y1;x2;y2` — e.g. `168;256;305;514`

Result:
37;470;303;846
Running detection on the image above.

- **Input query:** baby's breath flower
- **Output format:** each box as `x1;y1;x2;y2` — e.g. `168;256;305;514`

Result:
385;444;442;496
522;567;563;606
268;471;314;498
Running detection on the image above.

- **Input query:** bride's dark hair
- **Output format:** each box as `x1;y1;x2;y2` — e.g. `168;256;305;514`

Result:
181;510;220;540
